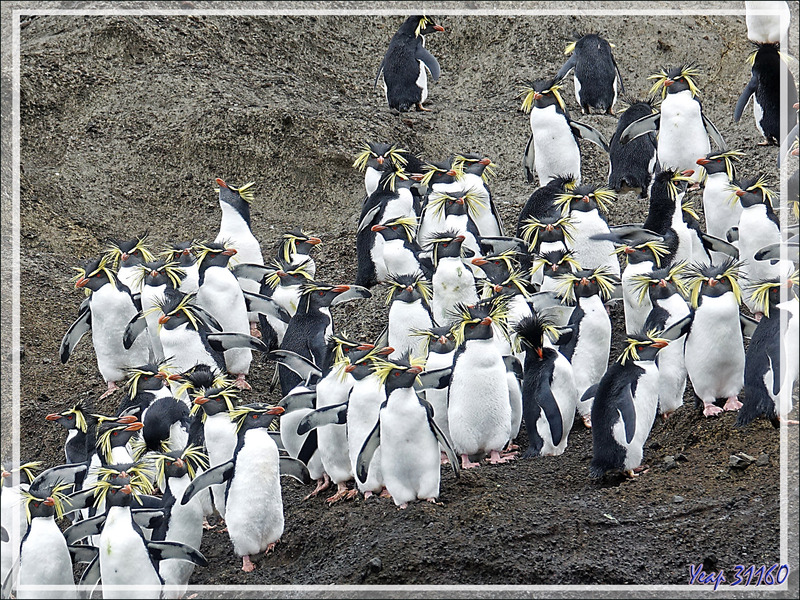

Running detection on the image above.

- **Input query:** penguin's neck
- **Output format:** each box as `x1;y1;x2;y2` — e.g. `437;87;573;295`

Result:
219;198;251;229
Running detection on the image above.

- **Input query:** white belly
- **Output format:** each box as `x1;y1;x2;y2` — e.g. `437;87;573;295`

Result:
91;286;151;382
159;323;217;374
18;517;76;599
610;362;660;472
530;105;581;185
99;506;162;597
432;258;478;324
347;377;386;493
702;173;742;245
203;413;238;516
315;372;354;484
569;210;620;275
657;92;710;175
388;300;433;360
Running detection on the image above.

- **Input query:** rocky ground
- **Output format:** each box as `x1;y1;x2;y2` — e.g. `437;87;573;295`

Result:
4;1;799;595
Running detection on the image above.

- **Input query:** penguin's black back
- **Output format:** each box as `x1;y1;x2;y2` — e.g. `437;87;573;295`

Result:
520;348;559;457
143;397;190;451
382;30;426;112
608;101;657;195
516;184;563;236
590;360;643;477
279;307;330;395
737;309;782;428
752;46;799;142
559;302;585;362
572;34;618;111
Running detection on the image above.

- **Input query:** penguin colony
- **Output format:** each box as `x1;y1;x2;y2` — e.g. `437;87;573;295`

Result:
5;9;800;596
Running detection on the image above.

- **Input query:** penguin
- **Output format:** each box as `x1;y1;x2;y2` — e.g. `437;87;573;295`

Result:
353;142;422;198
194;241;254;389
555;32;624;115
370;216;430;281
520;76;609;185
630;262;693;419
515;312;578;457
214;178;265;338
734;176;794;316
45;402;97;466
554;266;617;426
385;273;434;360
696;149;746;255
426;231;479;326
1;460;41;588
516;175;578;235
138;396;192;458
343;346;394;498
737;273;800;427
589;316;691;478
181;404;309;572
735;43;798;146
475;260;537;332
357;356;459;508
520;213;576;288
73;463;207;595
103;233;156;294
447;297;514;468
683;258;747;416
422;187;485;260
375;15;444;113
60;256;152;399
161;241;200;294
189;384;240;518
151;445;209;599
135;258;186;362
116;361;183;418
745;1;790;46
643;168;697;265
621;64;725;183
15;478;79;599
276;230;322;278
607;98;659;197
451;153;504;237
277;282;371;395
554;183;620;277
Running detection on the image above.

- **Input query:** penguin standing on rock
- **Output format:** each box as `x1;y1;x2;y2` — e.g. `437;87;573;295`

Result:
376;16;444;113
520;77;609;185
555;32;624;115
734;43;798;146
515;312;578;457
182;404;309;572
589;317;691;478
607;98;659;197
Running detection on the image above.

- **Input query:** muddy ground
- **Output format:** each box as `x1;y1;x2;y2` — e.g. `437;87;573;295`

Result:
4;1;800;594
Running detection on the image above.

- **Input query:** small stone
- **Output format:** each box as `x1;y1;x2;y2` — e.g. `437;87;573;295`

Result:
674;453;689;462
368;557;382;572
729;452;756;469
756;453;769;467
663;456;677;470
673;495;685;503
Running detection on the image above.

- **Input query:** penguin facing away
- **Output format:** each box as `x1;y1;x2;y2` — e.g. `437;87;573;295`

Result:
376;15;445;113
555;32;624;115
607;98;659;197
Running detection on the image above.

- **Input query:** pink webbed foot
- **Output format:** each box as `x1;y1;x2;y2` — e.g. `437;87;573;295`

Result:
325;482;352;504
754;312;764;322
440;451;450;465
723;396;742;412
504;442;520;452
265;540;279;554
398;502;409;509
486;449;514;465
233;373;252;391
703;403;724;417
426;497;443;505
99;381;120;399
303;473;331;501
242;555;255;572
416;102;432;112
460;454;481;469
581;414;592;428
379;487;392;499
345;488;359;500
249;322;262;339
363;491;374;500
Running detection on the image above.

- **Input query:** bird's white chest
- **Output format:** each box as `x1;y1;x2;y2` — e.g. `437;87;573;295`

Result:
99;507;160;587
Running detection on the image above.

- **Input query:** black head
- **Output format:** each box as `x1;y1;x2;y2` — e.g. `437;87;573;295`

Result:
731;176;776;209
650;63;702;97
162;241;198;267
192;385;239;419
514;311;558;360
555;184;616;215
45;401;93;432
73;257;116;293
93;463;153;509
353;142;413;173
630;263;688;304
471;251;519;284
104;233;154;271
615;238;671;268
231;403;285;436
95;420;144;459
520;214;575;249
747;276;796;318
684;258;743;308
696;149;745;179
619;330;670;363
450;298;506;344
385;273;432;306
534;248;579;280
417;158;458;187
196;241;237;269
650;168;694;204
567;32;613;56
155;290;206;331
425;230;466;264
298;282;368;311
557;267;618;302
521;77;568;112
399;15;445;37
453;153;496;179
279;230;322;262
372;355;424;395
344;346;395;381
1;460;41;488
216;178;254;214
371;216;417;244
749;42;781;70
137;259;186;291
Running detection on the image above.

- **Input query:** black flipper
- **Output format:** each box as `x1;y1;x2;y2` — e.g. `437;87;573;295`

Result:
269;350;322;384
68;544;99;564
661;315;693;341
207;332;270;354
243;291;291;323
194;306;223;332
570;120;610;152
702;113;725;149
417;367;452;390
539;383;565;447
60;306;91;363
580;383;598;405
0;526;7;543
63;488;97;514
700;232;739;259
232;263;271;282
419;398;460;478
132;508;165;530
503;355;523;381
526;290;564;312
63;513;107;544
79;554;101;589
296;428;318;465
278;388;317;413
356;418;381;484
181;461;234;505
331;286;372;306
268;430;286;451
620;112;660;144
733;76;757;122
31;462;88;492
740;314;759;338
555;54;577;82
552;326;575;347
296;402;349;436
357;204;383;233
618;384;637;445
416;45;441;81
279;456;311;485
146;540;208;567
122;312;147;350
523;133;535;183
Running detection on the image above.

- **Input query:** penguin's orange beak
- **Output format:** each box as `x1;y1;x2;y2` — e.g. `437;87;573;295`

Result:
707;278;718;287
376;156;384;165
446;170;458;177
75;276;89;288
378;346;394;356
535;347;543;359
307;237;322;246
455;197;465;205
222;248;237;256
276;270;287;278
1;471;9;479
121;253;130;261
371;225;387;232
471;257;488;266
551;264;559;271
580;277;590;286
582;195;590;203
43;497;55;507
174;458;185;469
533;92;543;101
45;413;61;421
455;235;465;243
793;147;799;157
216;178;228;189
681;169;694;177
332;285;350;293
405;285;414;293
437;336;447;345
735;189;746;197
479;157;491;165
651;340;668;349
120;484;133;495
194;397;209;405
158;315;170;325
344;364;356;373
623;246;635;255
356;343;375;351
696;158;710;166
116;415;138;424
659;279;667;287
407;366;423;375
266;406;285;416
125;422;144;432
664;79;674;87
433;25;444;32
409;173;424;182
480;317;493;326
545;224;554;232
493;284;503;293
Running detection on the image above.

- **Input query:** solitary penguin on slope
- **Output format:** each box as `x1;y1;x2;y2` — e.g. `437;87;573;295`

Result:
376;16;445;113
520;76;609;185
734;43;798;146
555;32;624;115
181;404;309;572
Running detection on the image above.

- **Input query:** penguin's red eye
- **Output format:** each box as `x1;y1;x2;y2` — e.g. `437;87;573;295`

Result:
468;324;475;329
112;431;118;436
442;243;449;248
493;260;501;265
34;502;39;507
67;415;73;420
393;371;400;377
111;489;116;494
318;291;324;296
391;226;398;230
252;413;258;419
